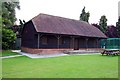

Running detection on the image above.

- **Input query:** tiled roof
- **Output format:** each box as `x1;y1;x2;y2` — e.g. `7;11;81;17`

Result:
31;13;107;38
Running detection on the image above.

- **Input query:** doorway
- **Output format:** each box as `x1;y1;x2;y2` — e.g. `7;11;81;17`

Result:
74;38;79;50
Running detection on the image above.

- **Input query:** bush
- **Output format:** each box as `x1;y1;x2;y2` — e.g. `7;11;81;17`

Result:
2;28;16;50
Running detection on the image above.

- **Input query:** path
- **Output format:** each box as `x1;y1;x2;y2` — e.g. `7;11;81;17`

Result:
19;52;68;58
1;55;23;59
1;50;100;59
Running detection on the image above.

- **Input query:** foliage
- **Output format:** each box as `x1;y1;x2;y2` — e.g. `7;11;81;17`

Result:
11;19;25;38
99;15;108;33
19;19;25;25
2;54;118;78
2;2;20;28
0;30;1;50
18;19;25;35
116;17;120;37
92;23;100;30
2;28;16;50
106;25;118;38
80;7;90;23
92;24;119;38
2;2;20;49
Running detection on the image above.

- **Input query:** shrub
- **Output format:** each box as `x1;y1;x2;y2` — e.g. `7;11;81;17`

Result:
2;28;16;50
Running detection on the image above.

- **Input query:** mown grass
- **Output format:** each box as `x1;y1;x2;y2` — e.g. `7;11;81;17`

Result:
0;50;19;57
2;53;118;78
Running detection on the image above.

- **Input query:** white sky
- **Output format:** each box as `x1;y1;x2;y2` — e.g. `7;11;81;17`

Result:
16;0;120;25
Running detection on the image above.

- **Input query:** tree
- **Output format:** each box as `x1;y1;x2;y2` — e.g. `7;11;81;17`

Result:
2;2;20;28
2;1;20;49
11;19;25;38
92;23;100;30
80;7;90;23
0;19;1;50
99;15;107;33
106;25;118;38
116;17;120;37
2;27;16;49
19;19;25;35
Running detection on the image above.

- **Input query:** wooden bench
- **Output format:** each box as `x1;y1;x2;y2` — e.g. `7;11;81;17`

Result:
101;49;120;56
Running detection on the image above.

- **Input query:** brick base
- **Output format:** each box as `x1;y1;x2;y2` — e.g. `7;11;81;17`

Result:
21;47;73;54
21;47;104;54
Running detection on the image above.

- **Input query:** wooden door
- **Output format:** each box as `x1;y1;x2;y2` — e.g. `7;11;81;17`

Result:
74;38;79;50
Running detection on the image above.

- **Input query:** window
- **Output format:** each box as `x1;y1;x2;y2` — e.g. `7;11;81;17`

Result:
41;36;48;45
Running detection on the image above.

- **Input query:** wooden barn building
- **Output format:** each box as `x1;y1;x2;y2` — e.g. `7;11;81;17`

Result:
21;13;107;54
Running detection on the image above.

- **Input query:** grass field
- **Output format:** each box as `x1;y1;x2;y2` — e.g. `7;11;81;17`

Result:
0;50;19;57
2;51;118;78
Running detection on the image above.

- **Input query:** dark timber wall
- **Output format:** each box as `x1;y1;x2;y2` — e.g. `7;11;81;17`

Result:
38;35;100;49
39;35;71;49
21;21;38;48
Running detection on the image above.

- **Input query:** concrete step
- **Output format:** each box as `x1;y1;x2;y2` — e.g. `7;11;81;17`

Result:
65;49;102;54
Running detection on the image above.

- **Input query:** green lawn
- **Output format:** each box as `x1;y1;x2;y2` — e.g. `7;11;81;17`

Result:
2;52;118;78
0;50;19;57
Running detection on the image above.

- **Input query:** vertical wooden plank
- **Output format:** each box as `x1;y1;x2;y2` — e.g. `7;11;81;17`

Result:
86;38;88;49
38;33;40;48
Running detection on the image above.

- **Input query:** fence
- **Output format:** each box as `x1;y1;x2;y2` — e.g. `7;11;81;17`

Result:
100;38;120;49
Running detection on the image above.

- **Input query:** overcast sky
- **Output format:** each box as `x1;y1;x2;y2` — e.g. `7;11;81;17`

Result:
16;0;120;25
